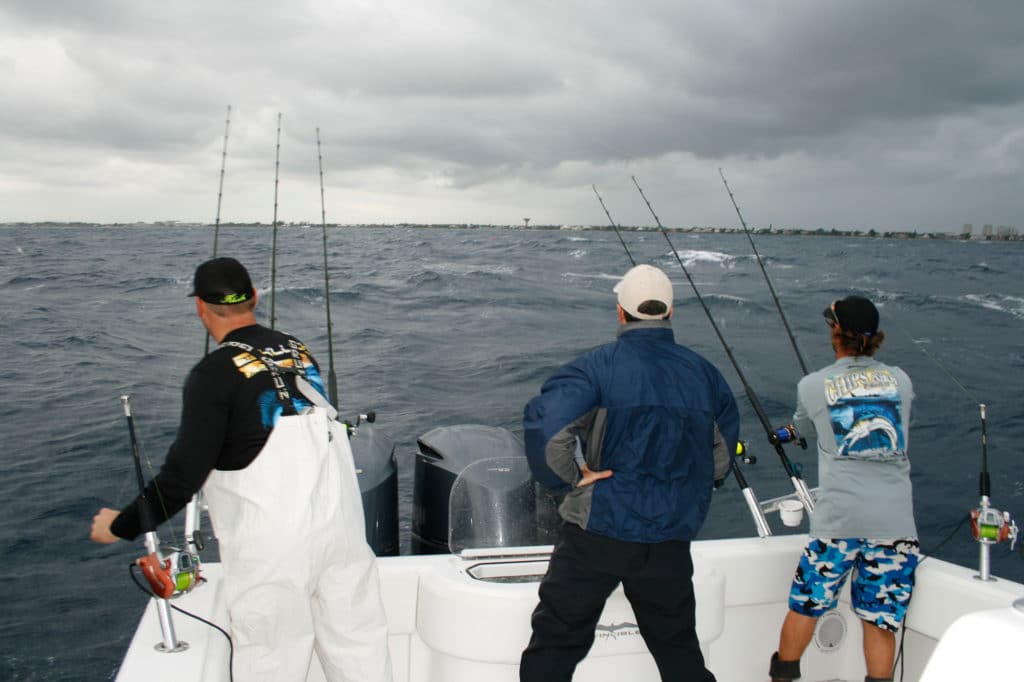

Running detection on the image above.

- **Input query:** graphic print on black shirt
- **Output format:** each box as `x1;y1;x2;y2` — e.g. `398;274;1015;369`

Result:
219;338;328;428
110;324;328;540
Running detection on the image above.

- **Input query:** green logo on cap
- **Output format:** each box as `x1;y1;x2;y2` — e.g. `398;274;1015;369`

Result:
220;292;250;304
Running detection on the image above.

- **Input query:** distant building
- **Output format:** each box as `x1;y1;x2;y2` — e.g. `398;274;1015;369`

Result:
962;223;972;236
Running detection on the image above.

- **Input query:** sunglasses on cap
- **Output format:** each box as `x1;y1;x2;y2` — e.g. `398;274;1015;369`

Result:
825;301;840;328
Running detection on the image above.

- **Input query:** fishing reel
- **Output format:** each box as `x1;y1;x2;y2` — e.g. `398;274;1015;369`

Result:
735;439;756;465
136;545;202;600
769;424;807;450
343;411;376;437
716;440;755;489
970;505;1018;551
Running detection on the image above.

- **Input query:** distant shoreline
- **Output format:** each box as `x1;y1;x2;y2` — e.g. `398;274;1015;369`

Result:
2;221;1020;241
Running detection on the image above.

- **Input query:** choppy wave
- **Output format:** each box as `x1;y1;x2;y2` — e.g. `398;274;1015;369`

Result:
658;248;740;268
1;224;1022;681
962;293;1024;320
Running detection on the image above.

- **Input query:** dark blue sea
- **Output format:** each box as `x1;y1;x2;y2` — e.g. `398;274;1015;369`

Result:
1;224;1022;680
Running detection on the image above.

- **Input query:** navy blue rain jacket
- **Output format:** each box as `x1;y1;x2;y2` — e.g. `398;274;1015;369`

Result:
523;322;740;543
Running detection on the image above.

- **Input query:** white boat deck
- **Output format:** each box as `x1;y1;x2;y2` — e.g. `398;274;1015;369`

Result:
116;534;1024;682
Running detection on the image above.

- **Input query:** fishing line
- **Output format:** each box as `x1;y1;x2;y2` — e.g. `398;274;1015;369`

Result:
315;128;339;406
898;326;982;405
270;112;283;330
718;168;809;375
890;324;1016;676
631;174;815;513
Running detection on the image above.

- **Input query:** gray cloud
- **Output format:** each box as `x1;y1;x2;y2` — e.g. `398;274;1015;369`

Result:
1;1;1022;230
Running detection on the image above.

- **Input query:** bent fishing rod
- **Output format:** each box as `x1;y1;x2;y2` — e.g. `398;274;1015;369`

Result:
592;183;771;537
315;127;339;406
718;168;808;375
631;175;814;513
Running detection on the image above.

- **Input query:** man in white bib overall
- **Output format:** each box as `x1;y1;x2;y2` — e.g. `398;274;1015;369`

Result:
90;257;392;682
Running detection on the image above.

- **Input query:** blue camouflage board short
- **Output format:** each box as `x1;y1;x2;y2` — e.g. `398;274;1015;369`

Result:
788;537;921;632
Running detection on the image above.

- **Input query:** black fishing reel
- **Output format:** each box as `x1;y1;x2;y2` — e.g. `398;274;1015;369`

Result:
343;411;376;436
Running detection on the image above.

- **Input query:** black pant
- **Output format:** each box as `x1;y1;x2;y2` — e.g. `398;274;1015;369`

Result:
519;523;715;682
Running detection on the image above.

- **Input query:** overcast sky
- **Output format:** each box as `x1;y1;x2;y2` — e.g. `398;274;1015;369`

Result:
2;1;1023;232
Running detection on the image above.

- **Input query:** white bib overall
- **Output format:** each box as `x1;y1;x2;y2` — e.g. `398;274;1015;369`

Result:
203;405;392;682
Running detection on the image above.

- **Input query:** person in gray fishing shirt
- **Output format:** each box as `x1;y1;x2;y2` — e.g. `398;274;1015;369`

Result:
769;295;918;682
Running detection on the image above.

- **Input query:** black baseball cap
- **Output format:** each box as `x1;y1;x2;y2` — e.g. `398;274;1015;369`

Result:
188;257;255;305
823;295;879;336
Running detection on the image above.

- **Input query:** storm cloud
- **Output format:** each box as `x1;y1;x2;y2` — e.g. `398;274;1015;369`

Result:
2;0;1022;231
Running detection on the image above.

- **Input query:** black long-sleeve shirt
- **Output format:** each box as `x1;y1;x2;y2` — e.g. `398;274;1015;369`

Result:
111;324;324;540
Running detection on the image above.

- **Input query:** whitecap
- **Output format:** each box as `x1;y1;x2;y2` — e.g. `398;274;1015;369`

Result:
676;249;733;264
400;262;518;276
963;294;1024;320
709;294;749;305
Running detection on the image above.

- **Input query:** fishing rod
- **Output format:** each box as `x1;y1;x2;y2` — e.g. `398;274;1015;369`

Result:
970;404;1018;578
591;184;636;266
120;397;228;665
902;332;1019;576
315;128;339;406
120;395;196;652
591;185;771;537
631;175;815;513
270;112;282;330
211;105;232;258
718;168;809;375
205;105;233;356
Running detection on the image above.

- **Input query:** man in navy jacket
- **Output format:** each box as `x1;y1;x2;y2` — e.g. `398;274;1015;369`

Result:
519;264;739;682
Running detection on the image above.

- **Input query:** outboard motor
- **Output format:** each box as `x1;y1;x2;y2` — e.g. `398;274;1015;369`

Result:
349;414;399;556
412;424;559;554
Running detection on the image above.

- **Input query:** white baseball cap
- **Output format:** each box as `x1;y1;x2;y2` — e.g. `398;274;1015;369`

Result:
613;264;673;319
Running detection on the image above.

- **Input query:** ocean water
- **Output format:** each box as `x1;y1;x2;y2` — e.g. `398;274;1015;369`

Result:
1;224;1022;680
